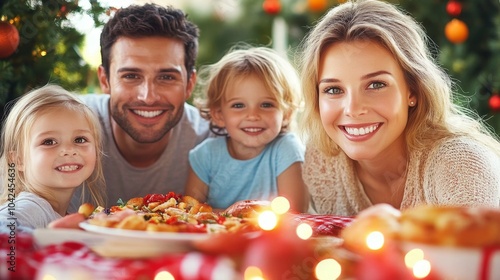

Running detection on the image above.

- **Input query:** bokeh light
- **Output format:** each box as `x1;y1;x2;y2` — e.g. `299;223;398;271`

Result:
154;271;175;280
413;259;431;279
244;266;264;280
271;196;290;214
404;248;424;269
366;231;384;250
315;258;342;280
258;210;278;231
296;223;313;240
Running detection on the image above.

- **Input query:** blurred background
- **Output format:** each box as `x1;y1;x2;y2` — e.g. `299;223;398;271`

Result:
1;0;499;134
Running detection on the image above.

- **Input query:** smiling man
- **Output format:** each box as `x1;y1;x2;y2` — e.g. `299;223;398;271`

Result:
70;4;211;210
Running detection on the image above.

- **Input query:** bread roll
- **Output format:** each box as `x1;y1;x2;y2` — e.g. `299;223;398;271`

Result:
223;200;271;218
399;205;500;247
78;203;95;218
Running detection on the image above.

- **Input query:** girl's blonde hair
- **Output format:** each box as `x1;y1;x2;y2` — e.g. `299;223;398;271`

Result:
297;0;500;156
0;84;105;208
195;46;302;135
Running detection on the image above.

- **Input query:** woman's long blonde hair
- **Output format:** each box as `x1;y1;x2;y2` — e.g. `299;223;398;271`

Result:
297;0;500;157
0;84;105;208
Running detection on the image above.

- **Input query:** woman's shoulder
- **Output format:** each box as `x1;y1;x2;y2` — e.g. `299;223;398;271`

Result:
430;136;498;160
421;136;500;173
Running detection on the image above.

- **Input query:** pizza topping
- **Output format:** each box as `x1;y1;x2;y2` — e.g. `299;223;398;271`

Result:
85;193;259;234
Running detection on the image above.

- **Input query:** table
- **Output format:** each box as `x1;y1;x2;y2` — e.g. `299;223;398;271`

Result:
0;214;353;280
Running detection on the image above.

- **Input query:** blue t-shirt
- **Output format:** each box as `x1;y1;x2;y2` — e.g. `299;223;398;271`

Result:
188;133;305;209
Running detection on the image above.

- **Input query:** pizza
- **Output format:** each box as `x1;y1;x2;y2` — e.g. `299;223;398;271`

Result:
80;192;260;234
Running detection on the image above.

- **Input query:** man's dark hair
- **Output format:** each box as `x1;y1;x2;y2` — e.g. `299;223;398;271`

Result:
100;4;199;79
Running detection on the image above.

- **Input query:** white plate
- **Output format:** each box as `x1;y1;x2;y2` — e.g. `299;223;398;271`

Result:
79;221;210;241
401;241;500;280
34;223;211;258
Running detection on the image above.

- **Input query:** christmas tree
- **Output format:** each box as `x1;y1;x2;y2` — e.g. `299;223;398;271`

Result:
398;0;500;133
0;0;106;120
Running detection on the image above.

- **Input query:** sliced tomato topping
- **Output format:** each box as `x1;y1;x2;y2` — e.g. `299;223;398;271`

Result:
143;193;166;205
165;191;182;201
216;215;226;224
109;205;123;213
165;216;178;225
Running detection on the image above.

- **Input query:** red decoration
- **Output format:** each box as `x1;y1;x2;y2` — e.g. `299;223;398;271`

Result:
446;1;462;17
356;243;414;280
308;0;328;12
58;5;68;17
489;94;500;112
0;21;20;59
263;0;281;15
242;229;314;279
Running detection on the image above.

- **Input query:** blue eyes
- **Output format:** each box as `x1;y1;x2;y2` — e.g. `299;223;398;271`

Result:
323;87;342;95
322;81;387;95
230;103;275;109
75;137;89;144
368;81;386;89
41;139;56;145
41;137;89;146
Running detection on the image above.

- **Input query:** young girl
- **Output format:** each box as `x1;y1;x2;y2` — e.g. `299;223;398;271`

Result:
185;47;308;212
0;84;105;230
298;0;500;215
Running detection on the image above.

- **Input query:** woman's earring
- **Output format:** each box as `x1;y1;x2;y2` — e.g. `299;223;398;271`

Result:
409;101;415;106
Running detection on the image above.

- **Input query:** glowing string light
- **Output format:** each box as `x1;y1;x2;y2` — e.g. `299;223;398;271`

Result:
296;223;313;240
366;231;384;250
404;248;424;269
244;266;264;280
258;210;278;231
154;271;175;280
41;275;57;280
271;196;290;214
413;259;431;279
315;258;342;280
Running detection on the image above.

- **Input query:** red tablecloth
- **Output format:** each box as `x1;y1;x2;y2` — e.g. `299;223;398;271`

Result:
0;214;353;280
293;214;353;237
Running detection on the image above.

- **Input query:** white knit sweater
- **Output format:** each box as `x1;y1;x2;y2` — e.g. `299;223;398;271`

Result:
304;136;500;216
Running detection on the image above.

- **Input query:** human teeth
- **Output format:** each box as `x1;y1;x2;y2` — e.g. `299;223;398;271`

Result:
58;165;79;171
133;110;163;118
243;128;263;133
345;125;378;136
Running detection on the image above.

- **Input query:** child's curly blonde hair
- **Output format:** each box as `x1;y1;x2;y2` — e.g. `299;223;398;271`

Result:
194;46;302;136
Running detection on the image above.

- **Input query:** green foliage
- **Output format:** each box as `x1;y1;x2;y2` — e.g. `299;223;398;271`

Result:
0;0;106;119
398;0;500;133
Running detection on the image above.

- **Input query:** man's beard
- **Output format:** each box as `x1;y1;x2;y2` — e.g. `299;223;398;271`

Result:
111;104;184;143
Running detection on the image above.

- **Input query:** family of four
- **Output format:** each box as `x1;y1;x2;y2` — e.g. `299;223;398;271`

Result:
1;0;499;232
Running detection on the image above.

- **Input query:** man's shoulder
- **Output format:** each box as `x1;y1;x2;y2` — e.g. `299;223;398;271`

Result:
78;93;109;114
179;103;210;135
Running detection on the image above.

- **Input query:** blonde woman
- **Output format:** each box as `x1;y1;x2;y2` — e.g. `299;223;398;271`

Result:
298;0;500;215
185;46;308;212
0;84;105;230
